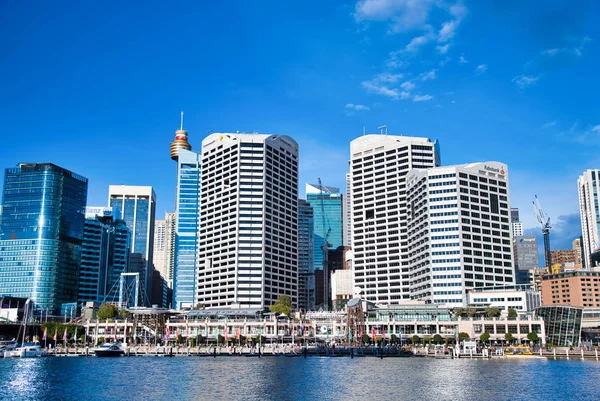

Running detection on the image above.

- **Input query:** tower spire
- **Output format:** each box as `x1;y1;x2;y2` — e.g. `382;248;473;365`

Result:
180;111;184;131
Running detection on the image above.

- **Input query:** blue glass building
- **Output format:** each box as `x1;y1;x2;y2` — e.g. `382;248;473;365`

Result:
306;183;343;270
298;199;315;311
0;163;88;314
78;207;131;305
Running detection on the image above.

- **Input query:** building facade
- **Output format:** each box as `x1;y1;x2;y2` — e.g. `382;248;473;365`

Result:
406;162;515;306
343;172;352;247
350;134;440;304
108;185;156;305
513;235;539;284
78;207;130;305
541;270;600;308
0;163;88;313
510;208;523;237
153;212;176;288
467;285;541;313
298;199;315;311
550;249;582;267
197;133;299;309
578;169;600;269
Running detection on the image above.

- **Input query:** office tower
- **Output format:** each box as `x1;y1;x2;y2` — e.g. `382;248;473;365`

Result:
298;199;315;311
510;208;523;237
578;170;600;268
108;185;156;305
513;236;539;283
197;133;299;309
153;212;176;288
171;117;201;309
306;182;343;309
0;163;88;313
406;162;515;305
350;134;440;304
78;207;130;304
343;173;352;247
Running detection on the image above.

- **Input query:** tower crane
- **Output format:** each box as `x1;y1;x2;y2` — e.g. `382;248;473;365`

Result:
318;177;332;310
533;195;552;269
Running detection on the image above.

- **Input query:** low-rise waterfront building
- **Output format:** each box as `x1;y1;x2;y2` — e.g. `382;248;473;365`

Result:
466;285;541;314
540;270;600;308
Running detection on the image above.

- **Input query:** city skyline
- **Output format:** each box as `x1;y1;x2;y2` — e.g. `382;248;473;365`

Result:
1;1;598;261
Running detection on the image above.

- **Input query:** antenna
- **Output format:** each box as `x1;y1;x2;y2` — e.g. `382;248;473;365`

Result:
377;125;388;135
363;126;366;136
180;111;184;130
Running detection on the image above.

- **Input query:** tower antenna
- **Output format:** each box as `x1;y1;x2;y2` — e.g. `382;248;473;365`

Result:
180;111;184;130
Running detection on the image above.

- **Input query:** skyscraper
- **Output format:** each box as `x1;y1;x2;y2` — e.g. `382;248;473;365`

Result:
298;199;315;311
153;212;176;288
578;169;600;268
108;185;156;305
78;207;130;304
406;162;515;305
513;236;539;284
343;173;352;247
350;134;440;304
510;208;523;237
0;163;88;313
197;133;299;309
171;116;201;309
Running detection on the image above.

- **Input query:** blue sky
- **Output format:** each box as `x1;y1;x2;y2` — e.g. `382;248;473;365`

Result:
1;1;598;260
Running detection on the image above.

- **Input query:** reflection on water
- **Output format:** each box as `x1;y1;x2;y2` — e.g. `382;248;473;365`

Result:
1;357;600;400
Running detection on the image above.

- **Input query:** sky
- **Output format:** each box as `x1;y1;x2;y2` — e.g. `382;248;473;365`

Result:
1;1;599;263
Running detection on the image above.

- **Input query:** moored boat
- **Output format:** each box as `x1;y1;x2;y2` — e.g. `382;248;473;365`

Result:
94;343;125;357
3;342;46;358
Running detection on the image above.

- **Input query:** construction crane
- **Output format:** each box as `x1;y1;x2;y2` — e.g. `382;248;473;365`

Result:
533;195;552;270
318;177;332;310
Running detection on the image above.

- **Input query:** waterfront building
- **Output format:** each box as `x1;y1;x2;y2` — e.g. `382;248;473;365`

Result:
406;162;515;306
536;305;582;346
466;285;541;313
510;208;523;237
350;134;440;304
78;207;130;305
513;236;539;284
0;163;88;314
153;212;176;288
578;169;600;268
298;199;315;311
108;185;156;305
343;173;352;247
197;133;299;309
331;269;353;310
540;269;600;308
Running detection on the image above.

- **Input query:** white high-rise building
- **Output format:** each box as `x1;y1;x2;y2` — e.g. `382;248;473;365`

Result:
578;169;600;268
510;208;523;237
350;134;440;304
197;133;299;308
343;173;352;247
153;212;176;288
406;162;515;306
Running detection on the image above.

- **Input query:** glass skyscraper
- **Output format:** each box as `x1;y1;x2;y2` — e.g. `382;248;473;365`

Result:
0;163;88;314
78;207;131;305
298;199;315;311
306;183;343;270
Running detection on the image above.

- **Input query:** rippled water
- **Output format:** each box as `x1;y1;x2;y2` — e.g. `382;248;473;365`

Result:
1;356;599;400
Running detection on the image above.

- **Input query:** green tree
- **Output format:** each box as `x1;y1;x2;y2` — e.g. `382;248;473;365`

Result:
433;334;443;344
255;334;266;344
118;308;131;319
362;333;371;344
485;307;501;318
412;335;421;345
480;332;490;345
507;308;518;318
193;303;205;310
176;334;184;344
217;334;225;345
197;334;205;345
269;295;294;316
97;304;118;320
458;332;470;342
390;334;398;344
504;332;513;344
527;332;539;343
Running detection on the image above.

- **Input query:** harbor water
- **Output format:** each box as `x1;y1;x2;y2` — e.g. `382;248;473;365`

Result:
1;357;599;400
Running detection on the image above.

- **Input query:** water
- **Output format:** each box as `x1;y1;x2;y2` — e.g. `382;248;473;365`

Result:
1;357;599;400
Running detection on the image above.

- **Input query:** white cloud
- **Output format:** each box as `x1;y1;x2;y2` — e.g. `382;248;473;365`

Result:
413;94;433;102
403;31;435;53
436;44;450;54
541;36;593;58
400;80;416;91
345;103;371;111
512;75;539;88
437;2;467;42
459;55;468;64
592;125;600;133
421;69;436;81
475;64;488;74
400;91;410;99
354;0;436;33
361;80;400;99
541;121;557;129
376;72;404;83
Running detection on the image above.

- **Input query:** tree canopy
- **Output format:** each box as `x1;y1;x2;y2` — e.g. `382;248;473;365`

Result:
458;332;470;342
504;332;513;343
269;295;294;316
507;308;518;318
480;332;490;343
527;332;539;342
433;334;443;344
97;304;118;320
485;307;501;318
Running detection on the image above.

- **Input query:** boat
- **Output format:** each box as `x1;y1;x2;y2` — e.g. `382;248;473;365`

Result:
94;343;125;357
3;342;46;358
0;340;17;357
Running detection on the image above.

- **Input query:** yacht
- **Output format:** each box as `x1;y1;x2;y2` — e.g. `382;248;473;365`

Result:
94;342;125;357
3;342;46;358
0;340;17;357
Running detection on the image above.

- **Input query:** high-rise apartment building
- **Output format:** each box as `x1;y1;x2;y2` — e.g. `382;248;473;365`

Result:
343;173;352;247
78;207;130;304
0;163;88;313
541;270;600;307
513;236;539;284
510;208;523;237
171;118;201;309
153;212;176;288
350;134;440;304
578;169;600;268
298;199;315;311
197;133;299;309
108;185;156;305
406;162;515;305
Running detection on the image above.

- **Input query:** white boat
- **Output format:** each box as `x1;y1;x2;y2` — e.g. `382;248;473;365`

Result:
0;340;17;358
3;342;46;358
93;342;125;357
